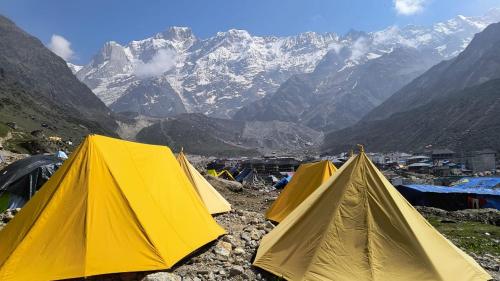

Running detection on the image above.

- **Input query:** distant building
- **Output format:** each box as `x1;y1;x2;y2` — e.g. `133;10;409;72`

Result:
406;155;431;165
407;162;432;173
433;166;451;177
367;152;412;166
465;149;497;173
431;149;455;163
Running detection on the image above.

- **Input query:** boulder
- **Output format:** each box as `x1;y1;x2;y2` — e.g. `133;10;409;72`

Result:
206;175;243;192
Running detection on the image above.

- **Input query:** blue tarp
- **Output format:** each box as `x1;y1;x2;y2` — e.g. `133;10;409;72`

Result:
235;168;252;183
274;175;292;189
405;183;500;196
399;178;500;210
451;177;500;192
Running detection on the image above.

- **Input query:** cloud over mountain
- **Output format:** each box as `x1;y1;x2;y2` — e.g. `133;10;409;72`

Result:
134;49;177;78
394;0;427;15
47;34;74;61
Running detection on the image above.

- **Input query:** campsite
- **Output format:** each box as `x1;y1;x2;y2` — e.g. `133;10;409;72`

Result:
0;137;498;281
1;1;500;280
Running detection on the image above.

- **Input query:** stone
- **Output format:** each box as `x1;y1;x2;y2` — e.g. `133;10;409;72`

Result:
196;269;209;275
141;272;182;281
233;247;245;255
207;176;243;192
241;232;252;243
228;265;244;277
214;241;232;257
250;229;262;240
249;240;258;248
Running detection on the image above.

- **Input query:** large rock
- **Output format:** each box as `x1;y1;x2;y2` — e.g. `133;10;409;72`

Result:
206;175;243;192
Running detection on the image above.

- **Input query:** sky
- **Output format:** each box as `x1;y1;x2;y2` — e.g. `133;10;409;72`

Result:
0;0;499;64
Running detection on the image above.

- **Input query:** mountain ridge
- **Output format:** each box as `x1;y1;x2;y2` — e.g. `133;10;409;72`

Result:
73;9;500;121
0;14;117;147
322;21;500;153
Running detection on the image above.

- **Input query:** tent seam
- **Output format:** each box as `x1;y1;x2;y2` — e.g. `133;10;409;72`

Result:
365;155;445;280
299;156;358;280
121;144;199;257
94;141;167;266
362;157;376;281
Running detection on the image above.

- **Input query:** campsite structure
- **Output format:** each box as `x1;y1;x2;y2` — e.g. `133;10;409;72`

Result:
177;150;231;214
0;154;63;212
265;160;336;223
397;177;500;210
254;149;491;281
0;135;225;280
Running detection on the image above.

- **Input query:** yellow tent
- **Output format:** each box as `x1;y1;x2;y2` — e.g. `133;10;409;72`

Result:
265;160;336;223
207;169;218;177
0;135;225;281
254;151;491;281
177;151;231;214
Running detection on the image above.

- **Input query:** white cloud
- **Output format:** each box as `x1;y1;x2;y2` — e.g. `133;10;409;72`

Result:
47;34;74;61
350;37;369;61
134;49;176;78
329;42;344;54
393;0;427;15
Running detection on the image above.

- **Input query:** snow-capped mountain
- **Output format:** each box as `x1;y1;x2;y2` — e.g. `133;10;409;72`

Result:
74;8;500;119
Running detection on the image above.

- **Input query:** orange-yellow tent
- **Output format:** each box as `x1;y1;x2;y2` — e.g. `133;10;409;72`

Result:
265;160;336;222
254;151;491;281
177;151;231;214
0;135;225;281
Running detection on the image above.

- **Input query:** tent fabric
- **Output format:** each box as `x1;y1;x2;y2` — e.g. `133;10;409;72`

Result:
265;160;336;223
0;154;62;212
0;135;225;281
177;151;231;214
55;151;68;160
207;169;218;177
254;152;491;281
241;169;261;186
217;170;235;181
273;175;291;189
235;168;252;182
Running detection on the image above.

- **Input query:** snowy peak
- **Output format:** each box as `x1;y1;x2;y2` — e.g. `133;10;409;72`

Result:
216;29;252;39
160;26;195;40
94;41;129;64
74;10;500;119
67;62;83;74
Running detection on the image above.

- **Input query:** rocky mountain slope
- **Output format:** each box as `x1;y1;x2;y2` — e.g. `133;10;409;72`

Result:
322;22;500;153
0;15;117;143
364;21;500;121
234;47;441;131
74;9;500;120
135;113;323;156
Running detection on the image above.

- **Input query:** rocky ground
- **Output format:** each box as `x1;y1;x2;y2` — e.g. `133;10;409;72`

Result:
0;150;27;170
0;165;498;280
